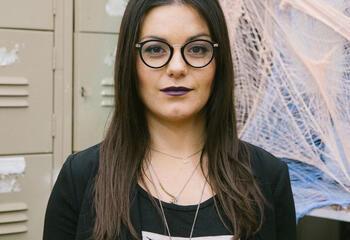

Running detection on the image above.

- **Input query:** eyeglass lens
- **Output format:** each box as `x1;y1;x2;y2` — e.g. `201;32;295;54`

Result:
140;40;214;68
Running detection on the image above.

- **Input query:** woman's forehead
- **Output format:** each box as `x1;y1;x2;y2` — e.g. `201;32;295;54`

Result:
139;4;211;44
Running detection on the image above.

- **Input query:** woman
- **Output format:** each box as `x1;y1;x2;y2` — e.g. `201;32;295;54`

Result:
44;0;296;239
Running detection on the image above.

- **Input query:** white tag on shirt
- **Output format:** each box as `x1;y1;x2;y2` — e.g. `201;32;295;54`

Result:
142;231;234;240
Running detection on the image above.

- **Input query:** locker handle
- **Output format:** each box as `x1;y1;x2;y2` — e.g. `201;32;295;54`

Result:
81;86;86;97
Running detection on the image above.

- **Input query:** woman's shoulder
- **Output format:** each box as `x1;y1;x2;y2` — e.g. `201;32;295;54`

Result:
241;140;289;185
60;143;101;188
44;144;101;238
68;143;101;173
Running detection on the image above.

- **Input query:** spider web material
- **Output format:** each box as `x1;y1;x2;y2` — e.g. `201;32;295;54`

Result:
220;0;350;220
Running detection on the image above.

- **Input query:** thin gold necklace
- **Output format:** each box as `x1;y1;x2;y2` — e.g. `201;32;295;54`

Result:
150;147;203;164
148;162;207;240
149;159;201;204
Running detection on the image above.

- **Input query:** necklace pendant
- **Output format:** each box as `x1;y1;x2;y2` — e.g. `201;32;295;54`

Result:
171;198;178;204
182;159;191;164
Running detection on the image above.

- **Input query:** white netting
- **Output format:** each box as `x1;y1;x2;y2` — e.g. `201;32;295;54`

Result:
220;0;350;218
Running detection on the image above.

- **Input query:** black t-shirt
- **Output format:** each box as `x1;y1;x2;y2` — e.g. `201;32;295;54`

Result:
43;142;297;240
137;184;235;239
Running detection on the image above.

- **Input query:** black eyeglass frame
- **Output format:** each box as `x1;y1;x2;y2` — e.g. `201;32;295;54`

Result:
135;39;219;69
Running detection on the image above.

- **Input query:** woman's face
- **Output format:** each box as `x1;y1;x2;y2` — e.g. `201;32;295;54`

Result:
136;4;216;123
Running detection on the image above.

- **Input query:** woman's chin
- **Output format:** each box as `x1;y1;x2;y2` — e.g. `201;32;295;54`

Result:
156;111;204;124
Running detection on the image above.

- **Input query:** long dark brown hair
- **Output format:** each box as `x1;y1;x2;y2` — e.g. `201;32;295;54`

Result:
94;0;266;239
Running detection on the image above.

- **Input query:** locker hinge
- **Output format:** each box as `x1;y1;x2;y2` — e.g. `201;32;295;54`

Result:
51;114;56;137
53;0;57;16
52;46;56;71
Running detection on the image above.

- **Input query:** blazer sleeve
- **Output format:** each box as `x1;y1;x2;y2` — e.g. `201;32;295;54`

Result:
43;154;79;240
272;161;296;240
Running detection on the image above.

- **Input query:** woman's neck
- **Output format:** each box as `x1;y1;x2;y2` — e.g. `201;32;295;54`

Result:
140;112;212;204
146;113;206;158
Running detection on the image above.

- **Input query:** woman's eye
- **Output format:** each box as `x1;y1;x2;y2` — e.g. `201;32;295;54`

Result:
144;46;166;55
188;46;209;55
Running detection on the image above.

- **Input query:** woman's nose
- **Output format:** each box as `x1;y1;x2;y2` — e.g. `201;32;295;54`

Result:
166;50;188;78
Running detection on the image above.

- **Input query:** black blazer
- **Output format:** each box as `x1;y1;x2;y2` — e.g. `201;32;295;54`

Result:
43;142;296;240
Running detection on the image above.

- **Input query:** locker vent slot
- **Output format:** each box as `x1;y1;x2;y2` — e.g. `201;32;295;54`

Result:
101;78;114;107
0;202;28;235
101;78;114;86
0;212;28;224
0;202;28;213
0;223;28;235
101;89;114;97
0;77;29;108
101;99;114;107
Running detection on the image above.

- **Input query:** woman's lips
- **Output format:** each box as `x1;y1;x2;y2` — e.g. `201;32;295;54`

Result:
160;86;193;96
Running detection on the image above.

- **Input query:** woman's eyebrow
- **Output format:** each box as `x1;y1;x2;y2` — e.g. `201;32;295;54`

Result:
140;33;211;42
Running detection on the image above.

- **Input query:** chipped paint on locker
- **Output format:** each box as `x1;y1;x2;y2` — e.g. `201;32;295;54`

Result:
104;47;116;67
105;0;128;17
0;44;20;67
0;157;26;193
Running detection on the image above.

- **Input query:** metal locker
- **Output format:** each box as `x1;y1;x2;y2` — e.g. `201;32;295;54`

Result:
0;0;53;30
75;0;125;33
74;33;117;152
0;29;53;155
0;154;52;240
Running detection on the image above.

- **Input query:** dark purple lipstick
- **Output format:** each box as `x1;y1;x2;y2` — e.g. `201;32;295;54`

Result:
160;86;193;96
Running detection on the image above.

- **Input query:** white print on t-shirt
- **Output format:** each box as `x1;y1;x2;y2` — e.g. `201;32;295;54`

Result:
142;231;234;240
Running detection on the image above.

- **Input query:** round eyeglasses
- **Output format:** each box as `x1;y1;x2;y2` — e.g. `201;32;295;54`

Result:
135;39;219;69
